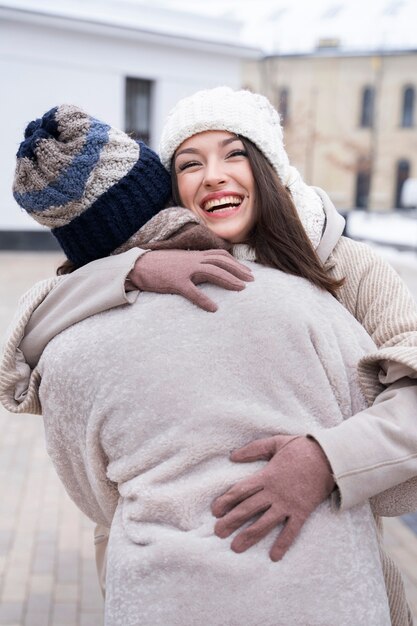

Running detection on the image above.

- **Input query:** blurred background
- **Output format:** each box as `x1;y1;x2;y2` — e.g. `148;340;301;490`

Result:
1;0;417;249
1;0;417;624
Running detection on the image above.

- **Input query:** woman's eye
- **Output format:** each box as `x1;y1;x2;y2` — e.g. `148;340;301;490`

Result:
226;150;248;159
178;160;200;171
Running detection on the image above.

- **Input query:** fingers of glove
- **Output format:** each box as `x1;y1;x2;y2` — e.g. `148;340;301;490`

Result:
230;437;278;463
198;246;249;261
191;267;247;291
200;255;253;282
231;508;284;554
180;282;218;313
203;250;234;258
211;482;262;518
230;434;302;464
214;491;270;539
269;515;305;562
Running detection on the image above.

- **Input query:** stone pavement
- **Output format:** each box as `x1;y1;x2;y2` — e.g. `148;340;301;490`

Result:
0;253;103;626
1;250;417;625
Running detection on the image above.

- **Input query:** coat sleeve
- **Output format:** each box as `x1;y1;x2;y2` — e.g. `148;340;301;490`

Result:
312;377;417;514
312;238;417;513
43;406;119;528
21;248;146;368
0;248;146;414
0;276;63;414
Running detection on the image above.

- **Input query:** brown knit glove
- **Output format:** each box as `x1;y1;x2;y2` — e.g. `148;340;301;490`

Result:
212;435;335;561
127;249;254;312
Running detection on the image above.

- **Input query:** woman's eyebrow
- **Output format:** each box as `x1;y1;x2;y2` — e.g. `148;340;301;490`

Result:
175;136;241;160
175;147;199;158
221;137;241;147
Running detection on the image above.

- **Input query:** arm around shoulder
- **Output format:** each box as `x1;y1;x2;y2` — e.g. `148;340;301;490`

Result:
321;239;417;513
21;247;147;369
332;237;417;350
0;248;146;414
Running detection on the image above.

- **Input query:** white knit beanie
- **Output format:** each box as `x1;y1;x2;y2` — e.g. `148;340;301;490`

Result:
159;86;325;248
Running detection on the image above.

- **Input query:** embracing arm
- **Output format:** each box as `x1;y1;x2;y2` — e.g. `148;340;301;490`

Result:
312;376;417;512
19;248;253;368
313;237;417;513
21;248;144;368
0;249;144;414
1;247;252;413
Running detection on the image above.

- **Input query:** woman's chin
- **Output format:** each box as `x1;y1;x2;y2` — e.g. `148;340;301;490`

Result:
202;221;247;244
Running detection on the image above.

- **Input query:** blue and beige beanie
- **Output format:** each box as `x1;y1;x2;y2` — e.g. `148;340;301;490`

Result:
13;105;171;266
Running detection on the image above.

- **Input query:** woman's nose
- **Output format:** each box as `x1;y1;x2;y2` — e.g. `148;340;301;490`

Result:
203;160;227;187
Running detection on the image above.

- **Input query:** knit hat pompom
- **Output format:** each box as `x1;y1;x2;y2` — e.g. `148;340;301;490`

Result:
20;107;60;155
14;105;171;266
159;86;324;248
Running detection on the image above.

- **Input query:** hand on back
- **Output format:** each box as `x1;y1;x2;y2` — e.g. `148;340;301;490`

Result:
212;434;335;561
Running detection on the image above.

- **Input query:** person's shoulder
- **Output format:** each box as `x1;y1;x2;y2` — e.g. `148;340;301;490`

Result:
331;236;385;270
333;236;378;257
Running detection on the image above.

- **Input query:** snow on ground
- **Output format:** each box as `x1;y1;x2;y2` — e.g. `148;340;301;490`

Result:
346;210;417;249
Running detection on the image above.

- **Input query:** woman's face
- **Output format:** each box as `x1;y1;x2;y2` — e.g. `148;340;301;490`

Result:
174;131;256;243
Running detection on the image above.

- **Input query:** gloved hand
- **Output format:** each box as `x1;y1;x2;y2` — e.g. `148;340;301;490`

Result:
126;249;254;312
212;435;335;561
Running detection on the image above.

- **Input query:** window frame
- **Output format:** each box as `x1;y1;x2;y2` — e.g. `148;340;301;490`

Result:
359;86;375;128
401;85;414;128
125;77;153;144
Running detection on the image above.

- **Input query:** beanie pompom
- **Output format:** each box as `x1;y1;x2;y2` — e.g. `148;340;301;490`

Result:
19;107;60;160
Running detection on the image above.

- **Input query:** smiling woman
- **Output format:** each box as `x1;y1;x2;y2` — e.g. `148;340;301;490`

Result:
172;129;342;296
3;87;417;626
173;131;256;242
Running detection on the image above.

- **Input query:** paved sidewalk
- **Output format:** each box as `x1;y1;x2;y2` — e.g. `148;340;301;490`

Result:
0;253;103;626
1;251;417;625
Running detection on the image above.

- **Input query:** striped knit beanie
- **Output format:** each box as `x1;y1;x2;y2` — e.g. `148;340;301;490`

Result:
159;86;325;249
14;105;171;266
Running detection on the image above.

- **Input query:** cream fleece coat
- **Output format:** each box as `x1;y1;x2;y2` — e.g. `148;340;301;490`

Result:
38;262;390;626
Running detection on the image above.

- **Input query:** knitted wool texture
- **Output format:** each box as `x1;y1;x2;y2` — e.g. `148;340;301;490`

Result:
13;105;171;266
159;86;325;248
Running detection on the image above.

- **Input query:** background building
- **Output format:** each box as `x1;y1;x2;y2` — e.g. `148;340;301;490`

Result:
0;0;259;247
2;0;417;250
234;0;417;213
244;48;417;211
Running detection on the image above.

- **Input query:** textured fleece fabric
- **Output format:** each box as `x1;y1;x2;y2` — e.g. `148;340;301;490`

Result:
38;263;390;626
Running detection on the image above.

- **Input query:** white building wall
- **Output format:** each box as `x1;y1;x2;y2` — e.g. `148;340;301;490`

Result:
0;9;254;232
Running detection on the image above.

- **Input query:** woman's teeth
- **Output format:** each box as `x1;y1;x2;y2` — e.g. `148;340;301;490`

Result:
203;196;243;212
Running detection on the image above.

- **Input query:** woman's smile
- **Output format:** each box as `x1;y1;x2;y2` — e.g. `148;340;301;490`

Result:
200;191;246;217
174;131;257;243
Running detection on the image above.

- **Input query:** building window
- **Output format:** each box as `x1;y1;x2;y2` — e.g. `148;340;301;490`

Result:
360;86;375;128
125;78;152;144
355;158;371;209
401;86;414;127
278;88;289;126
395;159;410;208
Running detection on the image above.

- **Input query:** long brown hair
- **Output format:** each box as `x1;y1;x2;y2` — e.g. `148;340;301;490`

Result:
172;137;343;297
56;259;77;275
